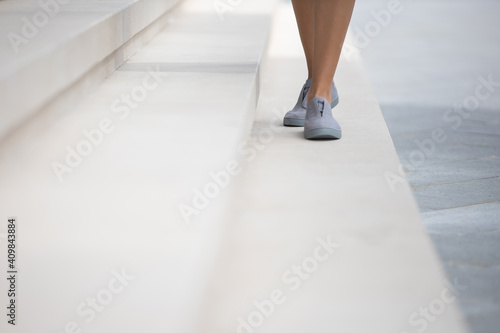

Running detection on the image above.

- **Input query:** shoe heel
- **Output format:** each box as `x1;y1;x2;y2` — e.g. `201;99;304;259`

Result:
330;96;339;109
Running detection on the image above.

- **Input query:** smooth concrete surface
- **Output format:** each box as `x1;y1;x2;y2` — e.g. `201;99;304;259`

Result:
0;0;180;140
0;0;277;332
193;5;468;333
351;1;500;332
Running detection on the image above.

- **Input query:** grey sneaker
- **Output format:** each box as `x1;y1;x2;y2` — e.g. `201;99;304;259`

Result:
283;79;339;127
304;97;342;140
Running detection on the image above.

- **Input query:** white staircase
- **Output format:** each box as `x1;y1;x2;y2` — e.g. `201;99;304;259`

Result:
0;1;469;333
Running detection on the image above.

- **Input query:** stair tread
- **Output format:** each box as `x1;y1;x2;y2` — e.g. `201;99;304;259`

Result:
0;0;180;139
0;1;276;332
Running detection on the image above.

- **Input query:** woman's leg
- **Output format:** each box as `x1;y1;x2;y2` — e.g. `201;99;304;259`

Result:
308;0;356;104
291;0;314;79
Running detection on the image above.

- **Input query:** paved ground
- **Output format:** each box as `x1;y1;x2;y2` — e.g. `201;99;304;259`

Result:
350;0;500;332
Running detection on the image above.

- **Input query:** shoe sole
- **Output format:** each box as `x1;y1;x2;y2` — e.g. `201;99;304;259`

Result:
283;96;339;127
283;117;304;127
304;128;342;140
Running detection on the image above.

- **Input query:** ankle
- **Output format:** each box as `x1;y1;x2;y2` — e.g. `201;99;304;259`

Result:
307;86;331;104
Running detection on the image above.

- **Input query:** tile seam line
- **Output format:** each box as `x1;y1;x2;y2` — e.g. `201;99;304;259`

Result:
412;176;500;189
421;200;500;214
402;154;499;169
438;261;500;269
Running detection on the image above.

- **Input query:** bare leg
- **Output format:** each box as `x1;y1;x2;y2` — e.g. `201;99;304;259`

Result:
291;0;355;103
308;0;355;104
291;0;314;79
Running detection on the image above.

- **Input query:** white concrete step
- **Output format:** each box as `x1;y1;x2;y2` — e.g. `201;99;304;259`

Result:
0;0;277;332
0;0;181;140
193;4;470;333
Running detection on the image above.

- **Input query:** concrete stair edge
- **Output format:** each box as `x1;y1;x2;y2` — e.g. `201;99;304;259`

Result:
0;0;182;141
